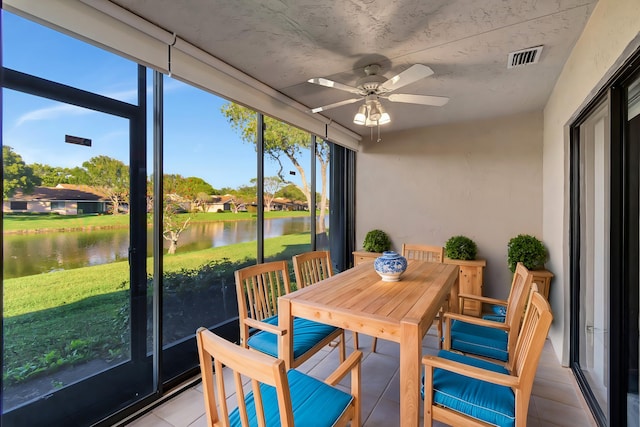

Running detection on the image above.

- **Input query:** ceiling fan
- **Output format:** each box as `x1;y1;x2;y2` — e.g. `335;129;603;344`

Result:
307;64;449;129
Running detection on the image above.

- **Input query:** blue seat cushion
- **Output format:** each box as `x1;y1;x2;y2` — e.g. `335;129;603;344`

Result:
450;319;509;361
247;316;339;359
229;369;353;427
430;350;515;427
482;305;507;322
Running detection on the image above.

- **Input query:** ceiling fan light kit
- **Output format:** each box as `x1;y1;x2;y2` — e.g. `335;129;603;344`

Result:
307;63;449;141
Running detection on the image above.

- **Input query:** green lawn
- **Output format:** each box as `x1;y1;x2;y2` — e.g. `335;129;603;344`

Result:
2;232;312;386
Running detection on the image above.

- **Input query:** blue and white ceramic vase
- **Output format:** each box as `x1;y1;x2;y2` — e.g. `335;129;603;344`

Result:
374;251;408;282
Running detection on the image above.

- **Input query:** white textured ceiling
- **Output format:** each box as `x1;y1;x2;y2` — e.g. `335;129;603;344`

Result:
112;0;597;137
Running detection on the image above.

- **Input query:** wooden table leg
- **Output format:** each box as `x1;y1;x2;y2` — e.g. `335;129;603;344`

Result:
449;275;460;314
399;320;420;427
278;298;294;370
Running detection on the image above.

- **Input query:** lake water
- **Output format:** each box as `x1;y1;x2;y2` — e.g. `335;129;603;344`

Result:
3;217;318;279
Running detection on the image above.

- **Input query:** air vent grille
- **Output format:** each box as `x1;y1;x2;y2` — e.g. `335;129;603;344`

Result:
507;46;544;69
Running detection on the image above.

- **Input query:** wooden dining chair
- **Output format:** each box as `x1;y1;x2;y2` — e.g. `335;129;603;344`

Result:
423;290;553;427
292;250;364;351
441;262;534;363
235;260;345;368
196;327;362;427
401;243;445;263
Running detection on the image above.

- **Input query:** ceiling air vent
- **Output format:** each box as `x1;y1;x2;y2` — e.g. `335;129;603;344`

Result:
507;46;544;69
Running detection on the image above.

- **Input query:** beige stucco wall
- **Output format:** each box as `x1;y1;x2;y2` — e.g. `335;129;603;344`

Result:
356;110;543;299
543;0;640;365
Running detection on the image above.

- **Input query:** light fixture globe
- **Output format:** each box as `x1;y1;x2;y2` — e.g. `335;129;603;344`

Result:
368;101;382;121
353;104;367;125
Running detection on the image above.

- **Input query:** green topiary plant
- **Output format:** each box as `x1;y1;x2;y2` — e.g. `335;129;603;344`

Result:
444;235;478;260
507;234;548;273
362;229;391;253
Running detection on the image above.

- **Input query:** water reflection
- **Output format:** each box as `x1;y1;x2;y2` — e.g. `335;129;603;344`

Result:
3;217;318;279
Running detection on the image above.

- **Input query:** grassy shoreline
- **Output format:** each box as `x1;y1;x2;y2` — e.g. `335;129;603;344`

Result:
3;210;312;233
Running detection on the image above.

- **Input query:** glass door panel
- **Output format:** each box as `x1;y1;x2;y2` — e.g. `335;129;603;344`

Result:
159;78;251;381
577;99;610;416
2;88;152;425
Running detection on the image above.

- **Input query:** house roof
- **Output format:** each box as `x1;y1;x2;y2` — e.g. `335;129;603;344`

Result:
8;185;109;202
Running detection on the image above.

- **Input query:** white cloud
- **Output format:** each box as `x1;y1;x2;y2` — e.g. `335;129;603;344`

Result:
15;103;90;126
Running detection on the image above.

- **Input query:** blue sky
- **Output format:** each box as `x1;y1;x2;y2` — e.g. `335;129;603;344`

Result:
2;11;306;190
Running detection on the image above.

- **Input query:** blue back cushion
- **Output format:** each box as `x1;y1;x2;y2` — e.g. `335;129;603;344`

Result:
430;350;515;427
450;319;509;361
229;369;353;427
248;316;338;359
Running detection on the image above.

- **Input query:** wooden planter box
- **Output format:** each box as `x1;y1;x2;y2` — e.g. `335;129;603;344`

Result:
531;269;554;300
443;258;486;317
352;251;381;266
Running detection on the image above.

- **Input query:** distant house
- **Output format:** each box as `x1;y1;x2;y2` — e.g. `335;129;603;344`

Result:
205;195;236;212
268;197;307;211
3;184;110;215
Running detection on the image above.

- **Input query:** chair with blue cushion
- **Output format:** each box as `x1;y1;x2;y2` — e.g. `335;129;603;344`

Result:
235;260;345;368
422;290;553;427
196;327;362;427
442;262;533;362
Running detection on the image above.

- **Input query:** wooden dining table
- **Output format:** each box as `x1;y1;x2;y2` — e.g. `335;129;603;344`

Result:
278;259;459;427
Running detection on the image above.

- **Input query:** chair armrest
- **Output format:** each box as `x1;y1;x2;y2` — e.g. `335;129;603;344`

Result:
244;318;287;336
443;312;510;331
458;293;508;307
325;350;362;387
422;355;519;388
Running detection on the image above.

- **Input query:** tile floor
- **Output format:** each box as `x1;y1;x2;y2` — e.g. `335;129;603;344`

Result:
120;330;597;427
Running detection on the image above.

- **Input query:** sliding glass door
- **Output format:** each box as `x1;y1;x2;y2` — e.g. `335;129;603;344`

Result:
2;12;152;425
570;53;640;427
572;98;610;422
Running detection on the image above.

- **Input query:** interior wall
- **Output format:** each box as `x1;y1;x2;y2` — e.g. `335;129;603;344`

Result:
543;0;640;365
356;110;542;299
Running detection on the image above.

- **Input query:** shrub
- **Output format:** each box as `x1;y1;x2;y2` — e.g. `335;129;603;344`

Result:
363;229;391;253
507;234;548;272
444;235;477;260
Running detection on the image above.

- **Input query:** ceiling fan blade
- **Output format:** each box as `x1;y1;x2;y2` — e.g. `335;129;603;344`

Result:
309;97;361;113
379;64;435;92
387;93;449;106
307;77;361;94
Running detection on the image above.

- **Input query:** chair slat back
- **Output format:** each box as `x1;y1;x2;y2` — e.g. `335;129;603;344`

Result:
196;327;294;427
292;250;333;288
509;290;553;396
503;263;534;357
235;260;291;321
402;243;444;263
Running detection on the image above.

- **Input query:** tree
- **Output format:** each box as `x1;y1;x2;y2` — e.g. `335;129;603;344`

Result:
82;156;129;214
163;201;191;254
221;103;331;230
3;146;41;199
276;184;306;201
250;176;284;211
30;163;89;186
227;183;256;213
161;174;197;253
181;177;215;212
161;174;215;212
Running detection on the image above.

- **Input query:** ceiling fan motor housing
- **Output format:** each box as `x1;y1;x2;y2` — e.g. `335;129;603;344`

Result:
356;64;387;94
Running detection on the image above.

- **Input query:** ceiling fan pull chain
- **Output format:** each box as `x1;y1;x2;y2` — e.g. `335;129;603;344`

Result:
377;123;382;143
